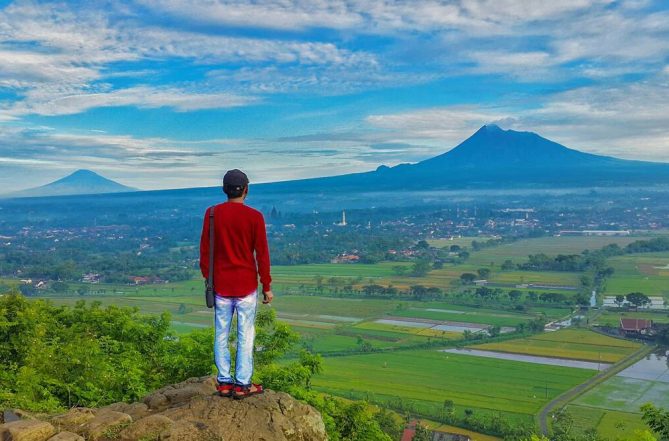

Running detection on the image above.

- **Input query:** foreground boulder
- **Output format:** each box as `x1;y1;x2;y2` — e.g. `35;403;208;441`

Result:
0;376;327;441
0;419;55;441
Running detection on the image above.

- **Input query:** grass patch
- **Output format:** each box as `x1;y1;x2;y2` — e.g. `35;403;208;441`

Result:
605;253;669;298
312;349;595;420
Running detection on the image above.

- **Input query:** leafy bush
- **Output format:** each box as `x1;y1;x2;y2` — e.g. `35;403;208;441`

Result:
0;291;395;441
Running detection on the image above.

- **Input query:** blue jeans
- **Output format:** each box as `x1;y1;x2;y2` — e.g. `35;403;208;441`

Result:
214;291;257;386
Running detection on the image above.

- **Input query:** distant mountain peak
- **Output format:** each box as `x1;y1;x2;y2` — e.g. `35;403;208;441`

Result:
481;123;503;132
6;169;138;198
417;124;612;170
71;169;99;176
52;169;107;183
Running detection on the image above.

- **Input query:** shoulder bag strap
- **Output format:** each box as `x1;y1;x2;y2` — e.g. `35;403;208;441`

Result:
208;205;215;291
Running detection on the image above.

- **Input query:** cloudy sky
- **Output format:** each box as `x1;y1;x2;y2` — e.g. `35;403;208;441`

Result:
1;0;668;191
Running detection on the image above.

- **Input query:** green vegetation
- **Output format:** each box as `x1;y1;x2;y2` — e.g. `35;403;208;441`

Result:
0;291;402;441
8;233;669;440
472;329;641;363
606;253;669;298
567;405;648;439
311;349;595;427
465;236;646;266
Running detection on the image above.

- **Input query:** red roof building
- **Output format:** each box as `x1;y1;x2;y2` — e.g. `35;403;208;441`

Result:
620;318;653;333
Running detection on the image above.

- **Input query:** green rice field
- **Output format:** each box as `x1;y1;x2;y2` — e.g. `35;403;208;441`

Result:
594;310;669;327
465;236;646;266
566;349;669;438
567;405;647;440
470;329;640;363
605;253;669;298
312;348;596;422
273;262;581;291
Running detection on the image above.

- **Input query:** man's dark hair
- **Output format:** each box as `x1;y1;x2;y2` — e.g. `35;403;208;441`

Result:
223;184;247;198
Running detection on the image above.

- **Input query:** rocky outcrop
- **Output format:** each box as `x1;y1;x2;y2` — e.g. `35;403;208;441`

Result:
0;376;328;441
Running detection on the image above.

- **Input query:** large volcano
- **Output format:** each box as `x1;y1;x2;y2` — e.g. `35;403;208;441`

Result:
8;169;138;198
264;124;669;191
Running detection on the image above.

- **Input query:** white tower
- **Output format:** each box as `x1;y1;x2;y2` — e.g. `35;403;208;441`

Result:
341;210;347;226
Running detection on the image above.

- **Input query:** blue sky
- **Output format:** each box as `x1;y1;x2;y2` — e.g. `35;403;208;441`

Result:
1;0;668;191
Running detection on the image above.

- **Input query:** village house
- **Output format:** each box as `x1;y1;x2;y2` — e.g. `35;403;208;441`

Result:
82;273;101;283
131;276;151;285
331;253;360;264
620;318;654;336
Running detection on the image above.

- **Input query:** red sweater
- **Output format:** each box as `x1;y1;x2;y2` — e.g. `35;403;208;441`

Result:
199;202;271;297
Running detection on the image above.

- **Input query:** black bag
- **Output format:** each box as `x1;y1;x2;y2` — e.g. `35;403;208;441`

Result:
205;205;216;308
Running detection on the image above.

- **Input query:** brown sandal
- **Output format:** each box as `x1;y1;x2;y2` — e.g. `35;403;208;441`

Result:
233;383;264;400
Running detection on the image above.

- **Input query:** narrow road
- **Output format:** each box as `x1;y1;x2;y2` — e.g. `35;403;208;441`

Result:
537;344;655;435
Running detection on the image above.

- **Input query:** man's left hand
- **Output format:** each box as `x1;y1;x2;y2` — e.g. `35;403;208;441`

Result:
262;290;274;304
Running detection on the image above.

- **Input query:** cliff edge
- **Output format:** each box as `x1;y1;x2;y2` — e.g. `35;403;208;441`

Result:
0;376;327;441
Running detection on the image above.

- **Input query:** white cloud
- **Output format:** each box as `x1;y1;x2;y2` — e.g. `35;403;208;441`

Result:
367;106;511;142
3;86;257;118
0;50;100;85
461;0;612;22
550;9;669;64
0;0;379;117
466;51;556;80
136;0;610;34
136;0;364;31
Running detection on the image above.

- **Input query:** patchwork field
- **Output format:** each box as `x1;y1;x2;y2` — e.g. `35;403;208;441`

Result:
465;236;646;267
469;329;640;363
605;253;669;298
44;293;560;342
312;349;596;422
567;405;647;440
567;350;669;437
272;262;581;293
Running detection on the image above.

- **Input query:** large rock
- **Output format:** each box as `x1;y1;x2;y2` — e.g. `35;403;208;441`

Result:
0;419;56;441
99;403;149;421
118;415;173;441
165;390;327;441
3;377;327;441
46;432;84;441
79;410;132;441
50;408;96;432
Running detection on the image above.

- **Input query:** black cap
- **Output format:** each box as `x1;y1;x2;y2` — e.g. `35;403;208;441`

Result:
223;169;249;187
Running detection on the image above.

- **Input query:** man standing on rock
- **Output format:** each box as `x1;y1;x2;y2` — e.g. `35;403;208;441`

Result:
200;169;273;399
